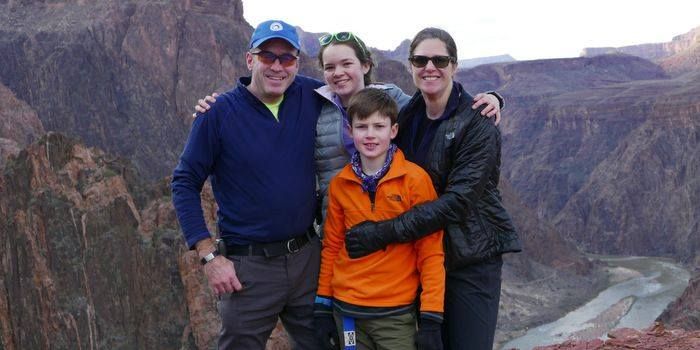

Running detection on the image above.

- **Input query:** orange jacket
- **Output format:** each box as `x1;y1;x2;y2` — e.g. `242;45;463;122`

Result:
318;149;445;313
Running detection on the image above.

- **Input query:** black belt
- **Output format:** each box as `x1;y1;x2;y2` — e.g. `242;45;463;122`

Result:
223;228;316;257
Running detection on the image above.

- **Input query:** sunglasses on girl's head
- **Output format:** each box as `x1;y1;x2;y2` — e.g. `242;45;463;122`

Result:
408;55;456;68
251;50;299;67
318;32;368;56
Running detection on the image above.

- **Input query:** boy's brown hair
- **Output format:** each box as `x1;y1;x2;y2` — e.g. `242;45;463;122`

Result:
346;88;398;125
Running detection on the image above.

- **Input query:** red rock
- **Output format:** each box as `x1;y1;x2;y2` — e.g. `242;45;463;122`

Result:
534;324;700;350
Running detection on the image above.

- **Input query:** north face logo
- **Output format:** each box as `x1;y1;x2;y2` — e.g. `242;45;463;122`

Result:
387;194;402;202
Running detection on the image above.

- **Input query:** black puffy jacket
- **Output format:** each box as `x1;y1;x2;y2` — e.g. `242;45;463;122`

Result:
390;83;521;270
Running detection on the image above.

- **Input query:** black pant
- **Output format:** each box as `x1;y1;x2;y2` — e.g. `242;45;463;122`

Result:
217;238;321;350
443;255;503;350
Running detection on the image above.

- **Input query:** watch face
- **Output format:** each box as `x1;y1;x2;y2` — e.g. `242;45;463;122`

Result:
201;250;219;265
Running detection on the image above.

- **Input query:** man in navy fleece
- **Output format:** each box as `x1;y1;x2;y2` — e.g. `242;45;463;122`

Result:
171;19;324;349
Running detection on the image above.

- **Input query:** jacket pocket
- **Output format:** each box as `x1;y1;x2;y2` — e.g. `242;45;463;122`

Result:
444;211;497;270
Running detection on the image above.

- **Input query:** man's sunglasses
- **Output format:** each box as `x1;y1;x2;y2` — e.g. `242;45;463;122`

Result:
251;50;298;67
318;32;367;56
408;55;456;69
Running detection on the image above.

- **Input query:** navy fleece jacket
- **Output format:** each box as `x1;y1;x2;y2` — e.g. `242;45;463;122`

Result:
172;75;324;247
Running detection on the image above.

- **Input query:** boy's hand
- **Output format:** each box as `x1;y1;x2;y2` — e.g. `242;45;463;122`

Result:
314;314;339;350
314;297;339;350
415;317;443;350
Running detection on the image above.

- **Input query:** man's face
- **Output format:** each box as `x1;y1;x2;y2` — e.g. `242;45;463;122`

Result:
246;39;299;104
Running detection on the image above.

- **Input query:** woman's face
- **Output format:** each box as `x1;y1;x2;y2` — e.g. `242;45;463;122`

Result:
321;43;370;105
410;38;457;99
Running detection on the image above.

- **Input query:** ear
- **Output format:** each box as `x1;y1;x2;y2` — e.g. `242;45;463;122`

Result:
246;52;254;70
361;62;371;75
390;123;399;139
449;60;458;78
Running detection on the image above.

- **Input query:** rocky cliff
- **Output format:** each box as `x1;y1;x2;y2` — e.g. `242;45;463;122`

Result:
457;55;699;261
0;0;251;180
553;72;700;260
582;26;700;75
0;82;45;167
0;133;194;349
496;179;606;346
459;55;699;345
0;131;302;349
529;323;700;350
658;270;700;331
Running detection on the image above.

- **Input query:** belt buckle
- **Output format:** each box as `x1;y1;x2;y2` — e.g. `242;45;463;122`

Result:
286;238;301;254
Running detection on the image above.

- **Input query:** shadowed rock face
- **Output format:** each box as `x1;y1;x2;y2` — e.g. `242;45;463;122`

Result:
659;271;700;331
458;56;699;261
459;55;700;343
0;0;250;180
496;179;606;346
0;82;44;167
552;72;700;260
0;133;294;349
0;133;195;349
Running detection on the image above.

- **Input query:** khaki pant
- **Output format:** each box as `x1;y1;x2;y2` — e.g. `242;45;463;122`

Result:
334;311;416;350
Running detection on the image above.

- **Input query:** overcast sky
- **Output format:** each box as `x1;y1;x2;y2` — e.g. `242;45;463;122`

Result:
241;0;699;61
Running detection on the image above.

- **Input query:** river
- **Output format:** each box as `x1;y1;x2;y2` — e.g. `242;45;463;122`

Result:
502;255;690;350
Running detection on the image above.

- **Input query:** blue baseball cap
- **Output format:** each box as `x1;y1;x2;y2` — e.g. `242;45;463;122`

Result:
249;20;300;50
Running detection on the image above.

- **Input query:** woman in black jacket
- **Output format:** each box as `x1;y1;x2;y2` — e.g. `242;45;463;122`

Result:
344;27;522;350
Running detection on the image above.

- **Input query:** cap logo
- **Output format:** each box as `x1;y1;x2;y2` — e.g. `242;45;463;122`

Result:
269;22;283;31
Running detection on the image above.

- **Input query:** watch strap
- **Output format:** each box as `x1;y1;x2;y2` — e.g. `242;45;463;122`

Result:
200;249;220;265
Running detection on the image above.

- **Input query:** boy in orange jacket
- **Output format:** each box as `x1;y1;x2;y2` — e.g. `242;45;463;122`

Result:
314;88;445;350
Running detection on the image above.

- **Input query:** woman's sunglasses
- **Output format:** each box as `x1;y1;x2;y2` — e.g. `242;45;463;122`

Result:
251;50;299;67
318;32;368;56
408;55;456;69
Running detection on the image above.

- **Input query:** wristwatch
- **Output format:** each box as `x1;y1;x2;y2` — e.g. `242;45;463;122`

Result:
200;249;220;265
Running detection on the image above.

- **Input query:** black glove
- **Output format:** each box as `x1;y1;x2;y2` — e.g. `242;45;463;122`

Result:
344;220;395;259
415;317;443;350
314;297;339;350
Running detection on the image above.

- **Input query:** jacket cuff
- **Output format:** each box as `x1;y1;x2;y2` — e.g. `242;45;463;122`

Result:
187;231;213;250
314;296;333;316
420;311;444;323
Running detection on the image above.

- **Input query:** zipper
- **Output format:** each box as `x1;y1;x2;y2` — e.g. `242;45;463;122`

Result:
369;190;376;212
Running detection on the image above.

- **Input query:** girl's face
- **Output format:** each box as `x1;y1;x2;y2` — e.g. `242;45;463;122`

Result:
410;38;457;99
321;43;370;106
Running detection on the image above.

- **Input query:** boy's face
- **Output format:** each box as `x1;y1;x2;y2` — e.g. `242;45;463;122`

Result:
350;111;398;163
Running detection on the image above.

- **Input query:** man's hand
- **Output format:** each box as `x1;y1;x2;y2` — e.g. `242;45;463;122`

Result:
203;255;243;295
472;92;501;125
196;238;242;295
344;220;392;259
192;92;219;118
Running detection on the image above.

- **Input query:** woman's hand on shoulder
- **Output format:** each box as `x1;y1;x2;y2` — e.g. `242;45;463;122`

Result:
192;92;219;118
472;92;501;125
